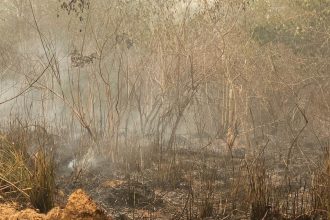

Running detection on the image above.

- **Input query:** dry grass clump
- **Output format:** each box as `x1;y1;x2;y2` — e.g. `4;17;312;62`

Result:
153;158;185;189
312;143;330;218
246;158;272;220
0;124;56;213
29;147;55;213
0;136;31;200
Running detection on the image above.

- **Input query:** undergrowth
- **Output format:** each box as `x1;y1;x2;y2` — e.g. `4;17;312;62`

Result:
0;122;55;213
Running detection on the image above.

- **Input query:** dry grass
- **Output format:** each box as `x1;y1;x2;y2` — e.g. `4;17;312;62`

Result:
0;124;55;213
29;147;55;213
0;136;30;200
312;143;330;219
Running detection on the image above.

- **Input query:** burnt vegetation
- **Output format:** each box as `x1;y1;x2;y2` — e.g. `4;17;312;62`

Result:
0;0;329;219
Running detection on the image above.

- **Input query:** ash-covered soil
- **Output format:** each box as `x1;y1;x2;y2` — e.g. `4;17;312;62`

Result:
0;135;328;220
51;138;327;220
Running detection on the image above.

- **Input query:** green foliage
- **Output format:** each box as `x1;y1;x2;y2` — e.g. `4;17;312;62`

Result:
251;0;330;57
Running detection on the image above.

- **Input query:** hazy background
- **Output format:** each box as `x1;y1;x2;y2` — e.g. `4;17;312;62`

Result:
0;0;329;163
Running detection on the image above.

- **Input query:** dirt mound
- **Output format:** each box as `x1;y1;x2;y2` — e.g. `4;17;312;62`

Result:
0;204;46;220
0;203;18;217
0;189;112;220
61;189;109;220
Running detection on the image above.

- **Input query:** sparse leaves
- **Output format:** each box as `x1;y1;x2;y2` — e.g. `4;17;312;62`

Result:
59;0;90;21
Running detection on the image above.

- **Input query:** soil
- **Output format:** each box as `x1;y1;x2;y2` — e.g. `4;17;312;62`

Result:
0;189;111;220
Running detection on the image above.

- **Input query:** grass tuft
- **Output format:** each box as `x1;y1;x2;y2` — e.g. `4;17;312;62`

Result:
29;147;55;213
0;124;55;213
